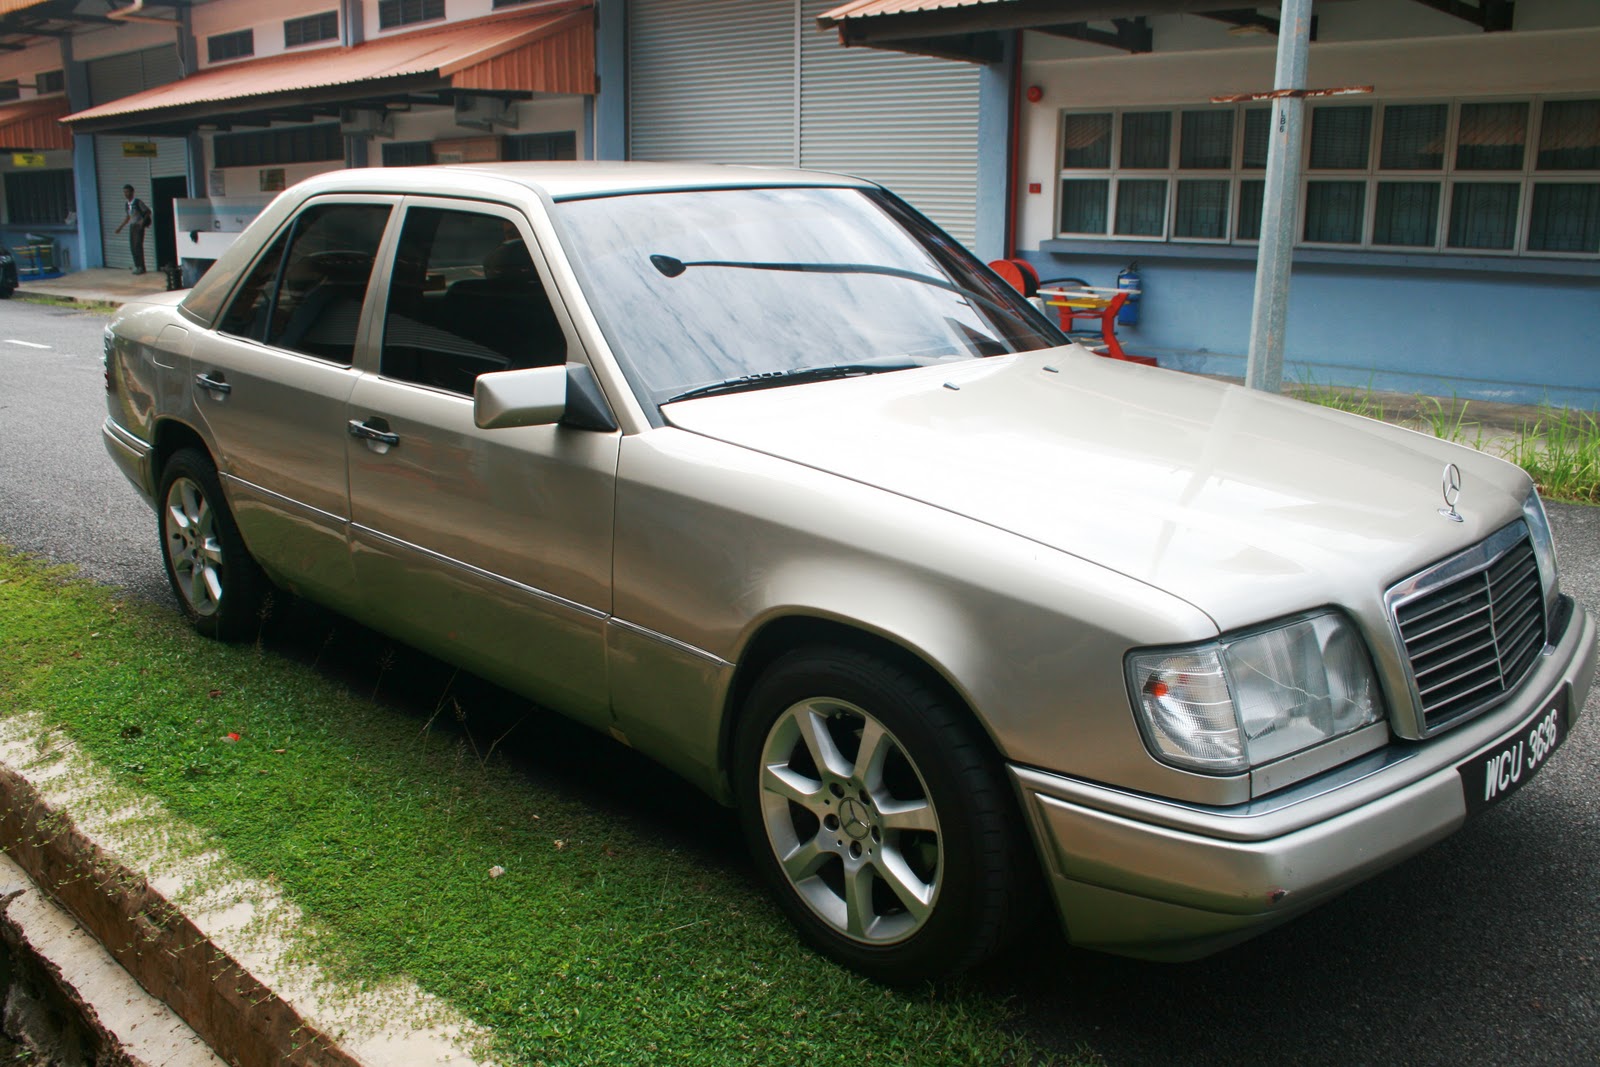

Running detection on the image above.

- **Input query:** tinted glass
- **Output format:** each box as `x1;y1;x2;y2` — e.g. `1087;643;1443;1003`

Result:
262;203;390;362
554;187;1060;407
381;207;566;394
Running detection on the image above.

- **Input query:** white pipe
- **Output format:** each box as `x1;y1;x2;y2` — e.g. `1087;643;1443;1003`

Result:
106;0;179;26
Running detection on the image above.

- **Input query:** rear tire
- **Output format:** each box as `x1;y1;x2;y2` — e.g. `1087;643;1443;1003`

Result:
734;646;1028;984
157;449;266;641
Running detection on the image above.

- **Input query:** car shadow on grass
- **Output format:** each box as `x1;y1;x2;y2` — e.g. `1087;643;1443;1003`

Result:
249;591;748;876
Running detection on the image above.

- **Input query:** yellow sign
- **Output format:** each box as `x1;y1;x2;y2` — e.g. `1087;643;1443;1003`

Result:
10;152;45;167
122;142;158;158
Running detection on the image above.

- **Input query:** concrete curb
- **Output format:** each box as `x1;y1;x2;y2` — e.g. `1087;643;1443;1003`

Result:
0;853;224;1066
0;765;358;1066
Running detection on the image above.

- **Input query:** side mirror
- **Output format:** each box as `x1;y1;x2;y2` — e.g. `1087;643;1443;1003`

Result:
473;363;619;432
474;365;566;429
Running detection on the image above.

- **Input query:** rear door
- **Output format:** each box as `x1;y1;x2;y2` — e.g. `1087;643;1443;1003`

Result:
191;196;395;608
344;197;620;727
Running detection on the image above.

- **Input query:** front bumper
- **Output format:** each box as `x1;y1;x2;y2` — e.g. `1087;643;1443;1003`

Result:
1014;596;1598;961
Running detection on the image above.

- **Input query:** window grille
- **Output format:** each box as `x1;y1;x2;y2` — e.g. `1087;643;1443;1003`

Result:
378;0;445;29
214;124;342;169
208;30;254;63
1054;96;1599;257
285;12;339;48
3;170;74;225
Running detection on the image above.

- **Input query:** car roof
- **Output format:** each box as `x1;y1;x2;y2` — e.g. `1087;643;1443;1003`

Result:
290;161;878;201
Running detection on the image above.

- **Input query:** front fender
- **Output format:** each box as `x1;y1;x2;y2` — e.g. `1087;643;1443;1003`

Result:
608;429;1238;807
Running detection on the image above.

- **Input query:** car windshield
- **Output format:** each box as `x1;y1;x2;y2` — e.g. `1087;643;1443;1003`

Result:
553;186;1062;409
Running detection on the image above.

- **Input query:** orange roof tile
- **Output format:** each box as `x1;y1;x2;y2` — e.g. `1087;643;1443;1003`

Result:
64;1;593;130
0;95;70;150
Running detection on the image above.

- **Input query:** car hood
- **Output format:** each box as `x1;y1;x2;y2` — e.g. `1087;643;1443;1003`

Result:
662;347;1533;631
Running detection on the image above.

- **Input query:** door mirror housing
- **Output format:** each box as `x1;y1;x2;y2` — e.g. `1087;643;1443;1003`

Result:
474;365;566;429
473;363;618;432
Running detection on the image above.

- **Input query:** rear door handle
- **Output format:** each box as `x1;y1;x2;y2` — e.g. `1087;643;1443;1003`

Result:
195;372;231;395
347;418;400;447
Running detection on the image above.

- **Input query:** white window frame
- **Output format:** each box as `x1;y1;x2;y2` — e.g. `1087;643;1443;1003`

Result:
1054;94;1600;259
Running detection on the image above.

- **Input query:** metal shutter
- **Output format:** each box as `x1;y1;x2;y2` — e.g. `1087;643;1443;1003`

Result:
626;1;980;245
629;0;797;166
89;45;186;268
87;45;181;107
798;0;979;246
96;136;187;269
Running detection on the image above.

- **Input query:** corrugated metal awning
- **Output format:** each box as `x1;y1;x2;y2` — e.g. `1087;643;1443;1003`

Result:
0;96;70;150
819;0;1266;59
0;0;57;14
63;0;594;134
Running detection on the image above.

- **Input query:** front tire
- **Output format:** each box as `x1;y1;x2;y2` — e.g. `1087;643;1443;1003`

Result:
157;449;265;641
735;646;1028;984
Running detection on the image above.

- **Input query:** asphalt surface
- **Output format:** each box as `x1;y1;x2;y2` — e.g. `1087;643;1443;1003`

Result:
1;298;1596;1066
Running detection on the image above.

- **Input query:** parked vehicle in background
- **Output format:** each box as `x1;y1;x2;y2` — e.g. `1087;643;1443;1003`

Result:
0;243;17;297
99;164;1597;984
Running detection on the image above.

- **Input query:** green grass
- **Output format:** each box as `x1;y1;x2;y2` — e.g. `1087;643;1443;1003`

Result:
1291;378;1388;421
1292;380;1600;506
1504;406;1600;505
0;549;1056;1066
13;294;118;314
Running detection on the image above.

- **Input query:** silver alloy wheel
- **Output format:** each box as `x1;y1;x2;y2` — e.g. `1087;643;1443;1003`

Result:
758;697;943;945
163;476;223;618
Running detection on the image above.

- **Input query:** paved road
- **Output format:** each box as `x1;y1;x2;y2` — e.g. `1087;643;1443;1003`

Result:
1;298;1596;1066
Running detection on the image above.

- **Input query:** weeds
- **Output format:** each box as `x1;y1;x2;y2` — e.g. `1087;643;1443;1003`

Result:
1292;378;1387;421
1504;406;1600;504
1293;378;1598;506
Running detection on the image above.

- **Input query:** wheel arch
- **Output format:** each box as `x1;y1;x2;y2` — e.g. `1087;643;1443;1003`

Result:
150;418;213;490
717;612;1007;799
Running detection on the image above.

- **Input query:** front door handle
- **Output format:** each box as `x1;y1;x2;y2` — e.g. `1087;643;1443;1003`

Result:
347;418;400;447
195;372;231;395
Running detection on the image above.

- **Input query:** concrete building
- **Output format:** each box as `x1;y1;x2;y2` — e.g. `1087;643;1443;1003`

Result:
822;0;1600;408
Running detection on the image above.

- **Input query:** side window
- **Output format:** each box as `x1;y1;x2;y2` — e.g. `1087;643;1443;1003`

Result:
380;207;567;395
217;202;391;363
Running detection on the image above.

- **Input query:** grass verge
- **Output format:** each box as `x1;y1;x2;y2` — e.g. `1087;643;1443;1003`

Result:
0;549;1054;1066
13;294;119;315
1292;381;1600;505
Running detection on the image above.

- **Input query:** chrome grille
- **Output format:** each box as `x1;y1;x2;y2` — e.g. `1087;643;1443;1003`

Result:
1391;525;1547;732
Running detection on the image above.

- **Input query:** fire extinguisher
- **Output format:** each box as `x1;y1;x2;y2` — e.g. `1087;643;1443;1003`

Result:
1116;263;1142;327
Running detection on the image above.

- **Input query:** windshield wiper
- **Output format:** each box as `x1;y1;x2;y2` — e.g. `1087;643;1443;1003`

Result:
662;360;923;404
648;254;1022;321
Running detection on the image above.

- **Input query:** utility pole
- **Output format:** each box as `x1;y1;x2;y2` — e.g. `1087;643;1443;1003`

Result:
1242;0;1313;394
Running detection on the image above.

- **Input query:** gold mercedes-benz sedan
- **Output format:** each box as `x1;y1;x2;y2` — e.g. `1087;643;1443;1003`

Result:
102;163;1596;984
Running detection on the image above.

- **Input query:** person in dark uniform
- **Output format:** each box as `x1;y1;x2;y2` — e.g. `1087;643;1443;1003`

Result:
113;184;151;274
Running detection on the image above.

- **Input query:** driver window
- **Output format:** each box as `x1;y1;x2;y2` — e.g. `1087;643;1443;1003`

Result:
380;207;567;395
218;202;391;364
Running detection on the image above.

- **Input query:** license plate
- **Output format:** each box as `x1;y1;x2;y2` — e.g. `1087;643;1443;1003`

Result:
1458;688;1568;818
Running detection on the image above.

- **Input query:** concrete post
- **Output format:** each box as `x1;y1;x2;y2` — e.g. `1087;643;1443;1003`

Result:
593;0;627;159
973;33;1015;263
61;36;102;270
1243;0;1313;394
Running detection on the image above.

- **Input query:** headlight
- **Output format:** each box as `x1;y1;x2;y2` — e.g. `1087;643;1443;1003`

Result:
1127;611;1384;775
1521;487;1561;620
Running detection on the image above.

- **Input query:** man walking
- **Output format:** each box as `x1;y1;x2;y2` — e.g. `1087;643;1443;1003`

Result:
113;184;151;275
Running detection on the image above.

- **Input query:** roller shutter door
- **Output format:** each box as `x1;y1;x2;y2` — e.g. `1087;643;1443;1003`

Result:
89;46;186;268
628;0;979;246
95;136;187;269
629;0;796;166
797;0;978;246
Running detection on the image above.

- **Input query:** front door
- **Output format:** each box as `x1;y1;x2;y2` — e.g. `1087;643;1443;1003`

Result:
345;199;619;726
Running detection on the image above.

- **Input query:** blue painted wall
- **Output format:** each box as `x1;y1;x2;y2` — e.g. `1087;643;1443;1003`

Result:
1022;250;1600;411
